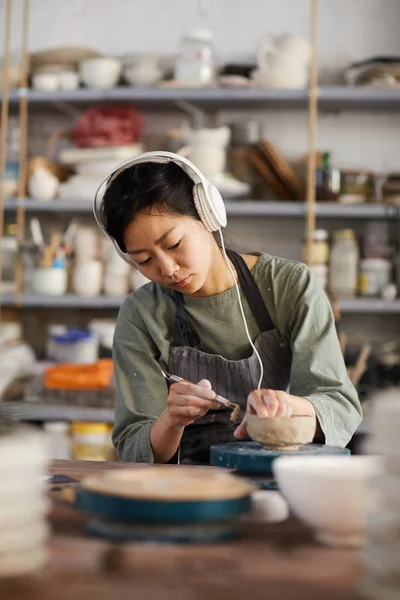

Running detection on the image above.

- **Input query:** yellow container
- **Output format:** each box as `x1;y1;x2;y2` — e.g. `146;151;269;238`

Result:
71;422;111;461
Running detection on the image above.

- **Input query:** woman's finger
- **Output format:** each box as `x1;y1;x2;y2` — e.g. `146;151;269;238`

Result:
262;391;279;418
168;403;208;419
275;398;288;418
234;415;247;439
285;402;293;418
168;394;219;411
170;380;215;401
247;391;269;417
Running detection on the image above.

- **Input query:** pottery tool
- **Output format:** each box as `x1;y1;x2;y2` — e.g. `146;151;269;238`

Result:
62;218;79;247
30;218;45;250
348;343;371;386
161;370;241;423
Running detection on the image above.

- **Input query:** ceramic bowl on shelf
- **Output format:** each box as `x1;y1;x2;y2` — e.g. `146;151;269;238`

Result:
32;72;60;92
79;57;122;89
246;414;315;449
273;455;382;547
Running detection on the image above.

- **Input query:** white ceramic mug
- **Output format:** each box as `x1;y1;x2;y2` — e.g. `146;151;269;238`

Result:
31;267;67;296
72;260;103;297
74;227;99;261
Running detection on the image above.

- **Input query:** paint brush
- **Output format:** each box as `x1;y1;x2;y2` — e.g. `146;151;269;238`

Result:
161;370;241;423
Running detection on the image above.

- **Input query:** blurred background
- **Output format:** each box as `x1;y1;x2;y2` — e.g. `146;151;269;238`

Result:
0;0;400;460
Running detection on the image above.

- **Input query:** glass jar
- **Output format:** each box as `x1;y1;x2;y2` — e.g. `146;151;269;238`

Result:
329;229;359;297
44;422;71;460
339;170;373;204
303;229;329;265
71;422;111;461
358;258;393;296
174;30;216;86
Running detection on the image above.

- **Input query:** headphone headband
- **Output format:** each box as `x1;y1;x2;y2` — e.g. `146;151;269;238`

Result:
93;150;227;265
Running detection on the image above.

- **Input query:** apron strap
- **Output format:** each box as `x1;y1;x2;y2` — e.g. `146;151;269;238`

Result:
226;249;275;332
171;249;275;348
171;291;206;351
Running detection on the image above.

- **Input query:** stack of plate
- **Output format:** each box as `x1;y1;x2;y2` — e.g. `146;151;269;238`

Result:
0;424;49;577
362;390;400;600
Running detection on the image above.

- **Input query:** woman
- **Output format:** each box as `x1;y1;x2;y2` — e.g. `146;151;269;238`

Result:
95;152;362;465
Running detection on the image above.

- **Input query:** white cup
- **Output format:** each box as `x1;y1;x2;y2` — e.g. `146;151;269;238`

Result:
74;227;99;261
72;260;103;297
103;271;129;297
31;268;67;296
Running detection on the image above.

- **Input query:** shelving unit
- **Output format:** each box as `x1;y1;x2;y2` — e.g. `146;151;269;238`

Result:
0;402;114;423
4;86;400;110
1;293;399;314
4;198;400;218
0;293;126;308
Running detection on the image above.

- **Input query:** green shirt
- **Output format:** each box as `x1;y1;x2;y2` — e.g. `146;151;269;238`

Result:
113;253;363;462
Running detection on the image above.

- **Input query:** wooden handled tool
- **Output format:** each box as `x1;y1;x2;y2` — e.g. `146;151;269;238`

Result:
161;370;241;423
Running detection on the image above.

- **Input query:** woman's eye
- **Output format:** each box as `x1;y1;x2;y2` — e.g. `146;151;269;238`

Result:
137;257;151;266
168;241;181;250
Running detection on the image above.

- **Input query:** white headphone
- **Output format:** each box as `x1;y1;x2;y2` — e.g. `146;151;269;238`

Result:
93;151;227;265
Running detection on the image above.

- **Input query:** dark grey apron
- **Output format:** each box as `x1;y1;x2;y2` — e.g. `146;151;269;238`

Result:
168;250;293;464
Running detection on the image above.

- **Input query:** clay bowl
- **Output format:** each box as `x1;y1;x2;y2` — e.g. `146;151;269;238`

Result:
246;414;315;449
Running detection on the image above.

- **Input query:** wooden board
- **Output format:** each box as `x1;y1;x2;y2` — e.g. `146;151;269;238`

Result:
248;148;292;200
258;139;305;200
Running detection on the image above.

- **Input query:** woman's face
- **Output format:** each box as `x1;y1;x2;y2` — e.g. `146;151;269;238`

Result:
123;210;216;296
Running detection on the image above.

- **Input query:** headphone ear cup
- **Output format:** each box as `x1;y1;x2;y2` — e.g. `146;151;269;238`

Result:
193;184;213;232
193;183;225;232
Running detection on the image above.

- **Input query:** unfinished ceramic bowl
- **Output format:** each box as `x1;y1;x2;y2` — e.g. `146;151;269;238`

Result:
246;414;315;449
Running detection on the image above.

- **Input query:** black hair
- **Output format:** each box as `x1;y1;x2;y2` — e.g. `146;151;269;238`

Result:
101;162;203;253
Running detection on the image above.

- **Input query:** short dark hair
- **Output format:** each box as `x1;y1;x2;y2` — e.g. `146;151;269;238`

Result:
101;162;200;252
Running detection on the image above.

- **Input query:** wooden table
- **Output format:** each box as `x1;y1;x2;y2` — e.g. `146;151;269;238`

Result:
0;459;366;600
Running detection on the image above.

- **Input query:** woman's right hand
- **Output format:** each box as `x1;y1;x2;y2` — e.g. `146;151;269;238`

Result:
166;379;220;428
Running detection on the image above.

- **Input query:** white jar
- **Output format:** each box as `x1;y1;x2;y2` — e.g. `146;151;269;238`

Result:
72;260;103;297
311;264;328;290
31;267;67;296
50;329;98;364
174;30;216;86
74;227;99;262
71;422;112;461
359;258;393;296
303;229;329;265
44;422;71;460
329;229;359;297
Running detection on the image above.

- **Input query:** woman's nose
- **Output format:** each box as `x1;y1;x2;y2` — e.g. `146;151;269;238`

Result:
158;255;179;277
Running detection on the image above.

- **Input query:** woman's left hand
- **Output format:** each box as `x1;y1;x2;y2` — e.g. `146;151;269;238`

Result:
234;389;316;439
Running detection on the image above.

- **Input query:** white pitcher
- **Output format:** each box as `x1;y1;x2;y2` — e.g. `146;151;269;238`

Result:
254;34;311;89
177;126;231;176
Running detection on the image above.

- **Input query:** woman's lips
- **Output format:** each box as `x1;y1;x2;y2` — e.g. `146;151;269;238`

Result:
173;276;191;287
